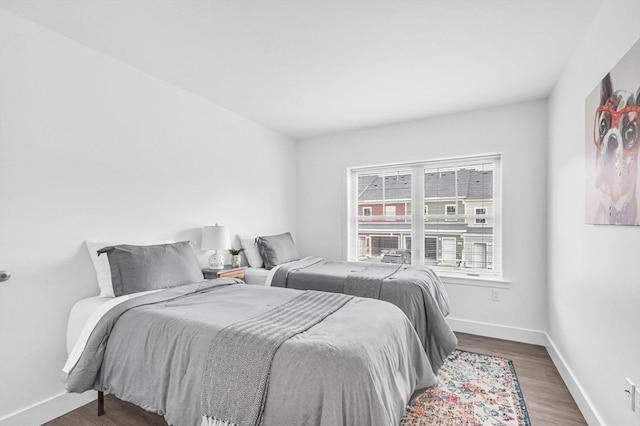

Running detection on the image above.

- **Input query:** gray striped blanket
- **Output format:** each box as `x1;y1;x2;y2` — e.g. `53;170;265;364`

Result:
343;263;402;299
200;290;353;426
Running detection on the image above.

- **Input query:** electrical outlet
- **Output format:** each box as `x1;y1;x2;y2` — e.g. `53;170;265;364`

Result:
491;289;500;302
625;377;636;412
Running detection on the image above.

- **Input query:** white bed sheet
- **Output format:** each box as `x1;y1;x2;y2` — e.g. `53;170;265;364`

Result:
66;296;113;355
258;256;314;286
64;290;161;375
243;267;270;285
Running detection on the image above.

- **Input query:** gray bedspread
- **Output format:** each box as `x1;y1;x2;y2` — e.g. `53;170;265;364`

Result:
201;291;353;426
270;257;457;373
65;279;435;426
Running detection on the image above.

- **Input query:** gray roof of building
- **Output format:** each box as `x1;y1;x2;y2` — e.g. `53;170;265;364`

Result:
358;169;493;201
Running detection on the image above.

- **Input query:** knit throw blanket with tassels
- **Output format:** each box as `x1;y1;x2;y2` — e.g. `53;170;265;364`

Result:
200;290;353;426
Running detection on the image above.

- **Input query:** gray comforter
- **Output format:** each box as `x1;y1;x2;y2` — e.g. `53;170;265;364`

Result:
270;257;457;373
65;279;435;426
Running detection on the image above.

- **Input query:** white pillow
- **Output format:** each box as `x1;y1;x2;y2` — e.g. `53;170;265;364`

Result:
85;239;174;297
239;236;264;268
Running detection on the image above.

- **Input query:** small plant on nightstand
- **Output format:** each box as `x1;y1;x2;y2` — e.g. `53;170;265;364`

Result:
228;248;244;268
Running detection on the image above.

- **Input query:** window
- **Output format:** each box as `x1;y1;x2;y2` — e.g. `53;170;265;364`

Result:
424;237;437;264
385;205;396;221
445;204;457;221
370;236;399;257
349;154;501;277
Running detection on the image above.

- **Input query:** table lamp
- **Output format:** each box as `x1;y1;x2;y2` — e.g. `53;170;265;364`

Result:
201;224;231;270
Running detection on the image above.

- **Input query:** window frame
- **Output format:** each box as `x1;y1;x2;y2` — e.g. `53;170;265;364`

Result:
348;153;502;280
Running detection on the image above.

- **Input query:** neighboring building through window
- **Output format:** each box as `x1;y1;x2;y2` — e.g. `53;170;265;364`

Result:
349;154;501;278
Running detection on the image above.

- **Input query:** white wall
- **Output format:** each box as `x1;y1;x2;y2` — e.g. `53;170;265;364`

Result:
296;99;549;341
0;10;296;424
547;1;640;425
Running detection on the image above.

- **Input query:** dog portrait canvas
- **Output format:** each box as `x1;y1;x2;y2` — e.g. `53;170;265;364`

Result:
585;40;640;226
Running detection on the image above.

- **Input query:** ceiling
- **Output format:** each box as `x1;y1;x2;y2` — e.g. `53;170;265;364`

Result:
1;0;603;140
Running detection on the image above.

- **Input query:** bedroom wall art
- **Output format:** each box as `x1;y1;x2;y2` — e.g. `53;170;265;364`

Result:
585;39;640;226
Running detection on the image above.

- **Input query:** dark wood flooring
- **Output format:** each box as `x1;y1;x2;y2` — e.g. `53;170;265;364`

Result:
43;332;586;425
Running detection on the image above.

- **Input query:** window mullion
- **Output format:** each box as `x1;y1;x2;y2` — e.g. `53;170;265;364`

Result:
348;170;358;261
412;165;424;266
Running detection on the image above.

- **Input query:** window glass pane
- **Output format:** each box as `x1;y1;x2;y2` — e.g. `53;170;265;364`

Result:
356;171;411;263
423;162;494;274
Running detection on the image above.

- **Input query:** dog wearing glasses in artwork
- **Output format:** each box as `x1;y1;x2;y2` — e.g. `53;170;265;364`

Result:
593;73;640;225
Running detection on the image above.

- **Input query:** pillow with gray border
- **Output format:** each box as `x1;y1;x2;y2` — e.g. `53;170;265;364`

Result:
97;241;204;296
256;232;300;270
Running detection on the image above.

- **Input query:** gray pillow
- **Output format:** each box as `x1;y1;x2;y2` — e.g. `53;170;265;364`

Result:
256;232;300;270
97;241;204;296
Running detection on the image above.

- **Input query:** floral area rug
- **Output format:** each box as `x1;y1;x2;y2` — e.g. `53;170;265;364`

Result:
400;350;531;426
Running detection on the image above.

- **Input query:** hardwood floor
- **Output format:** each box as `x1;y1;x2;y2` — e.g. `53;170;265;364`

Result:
44;332;586;425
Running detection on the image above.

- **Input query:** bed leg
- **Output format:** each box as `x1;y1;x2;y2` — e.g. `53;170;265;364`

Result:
97;391;105;416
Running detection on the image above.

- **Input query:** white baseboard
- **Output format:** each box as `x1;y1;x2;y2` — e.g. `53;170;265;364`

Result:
544;333;605;426
0;390;95;426
447;317;548;346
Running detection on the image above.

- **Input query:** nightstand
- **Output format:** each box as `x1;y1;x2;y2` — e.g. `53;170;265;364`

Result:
202;266;246;281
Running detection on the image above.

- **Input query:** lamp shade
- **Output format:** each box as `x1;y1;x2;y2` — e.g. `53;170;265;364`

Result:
201;225;231;251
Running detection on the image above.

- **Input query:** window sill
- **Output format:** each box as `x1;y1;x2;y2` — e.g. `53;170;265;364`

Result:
439;273;511;288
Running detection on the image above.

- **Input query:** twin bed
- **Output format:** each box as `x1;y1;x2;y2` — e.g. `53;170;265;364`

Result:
64;235;456;426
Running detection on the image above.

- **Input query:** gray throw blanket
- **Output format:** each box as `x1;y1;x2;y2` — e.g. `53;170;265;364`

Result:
343;263;402;298
200;290;353;426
